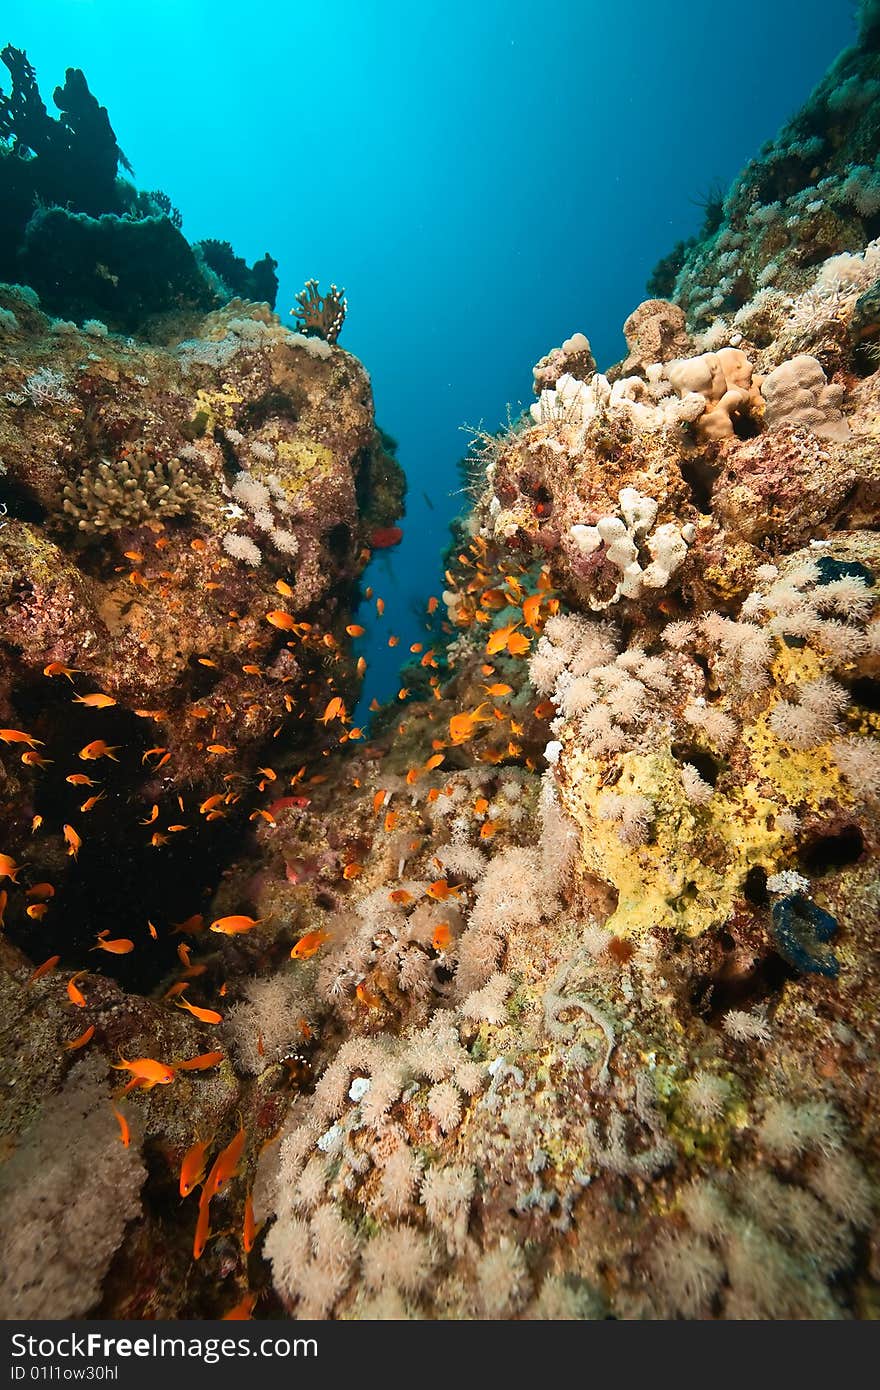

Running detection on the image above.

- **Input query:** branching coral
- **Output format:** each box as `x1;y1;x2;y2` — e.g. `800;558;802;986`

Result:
61;453;202;534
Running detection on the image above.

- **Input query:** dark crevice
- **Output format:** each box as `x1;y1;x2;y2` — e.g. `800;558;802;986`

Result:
801;824;865;876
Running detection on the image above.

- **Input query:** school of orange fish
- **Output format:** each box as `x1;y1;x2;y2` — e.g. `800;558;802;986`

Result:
1;529;561;1316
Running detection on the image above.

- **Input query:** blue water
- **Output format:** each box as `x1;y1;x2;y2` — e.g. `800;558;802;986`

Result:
4;0;856;705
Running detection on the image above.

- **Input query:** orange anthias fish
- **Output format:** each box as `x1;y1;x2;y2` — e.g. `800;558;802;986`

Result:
28;954;60;983
209;915;262;936
180;1137;211;1197
449;702;492;745
426;880;460;901
203;1124;246;1200
0;854;21;883
67;773;99;787
290;929;330;961
63;1023;95;1051
265;609;296;631
67;971;88;1007
342;862;362;880
111;1106;131;1147
176;998;223;1025
483;682;513;697
319;696;344;725
43;662;79;681
176;1051;224;1072
72;693;116;708
193;1188;212;1260
92;937;135;954
79;740;120;761
425;753;445;771
432;923;452;952
0;728;43;749
243;1194;258;1253
111;1057;176;1088
21;750;52;768
486;622;521;656
63;824;81;859
522;592;543;630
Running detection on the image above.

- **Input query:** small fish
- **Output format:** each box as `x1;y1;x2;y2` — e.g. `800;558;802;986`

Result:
275;579;294;598
92;937;135;954
384;810;398;832
180;1137;211;1197
26;882;54;900
474;797;489;816
388;635;399;648
290;930;330;961
31;814;43;832
533;699;556;719
483;682;513;697
67;971;88;1007
176;998;223;1024
150;832;169;847
346;624;365;637
426;880;459;901
111;1056;176;1088
342;863;362;879
376;597;385;616
427;596;439;614
356;656;367;677
265;609;296;631
207;744;234;756
147;920;159;939
63;1024;95;1051
373;789;389;816
43;662;79;681
0;728;43;749
21;750;53;768
507;631;531;656
172;914;205;934
111;1105;131;1147
486;622;521;656
425;753;445;770
63;825;81;859
480;820;501;839
320;696;344;725
72;693;116;708
0;854;21;883
449;702;492;745
432;922;452;952
243;1194;258;1253
67;774;99;787
80;792;106;813
79;740;120;761
176;1051;224;1072
355;980;381;1008
26;902;48;920
28;954;60;983
193;1188;212;1259
389;889;413;905
210;915;262;936
203;1124;246;1200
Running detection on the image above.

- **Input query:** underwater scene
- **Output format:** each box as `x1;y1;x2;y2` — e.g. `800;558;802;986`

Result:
0;0;879;1324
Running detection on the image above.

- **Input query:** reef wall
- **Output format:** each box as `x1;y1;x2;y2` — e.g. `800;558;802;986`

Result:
0;19;878;1321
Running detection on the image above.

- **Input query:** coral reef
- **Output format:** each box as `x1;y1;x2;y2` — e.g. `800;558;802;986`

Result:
0;47;279;330
0;18;878;1326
